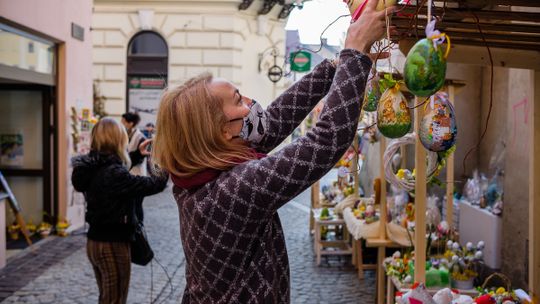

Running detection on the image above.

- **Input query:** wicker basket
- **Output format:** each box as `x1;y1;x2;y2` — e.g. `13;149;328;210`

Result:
481;272;511;290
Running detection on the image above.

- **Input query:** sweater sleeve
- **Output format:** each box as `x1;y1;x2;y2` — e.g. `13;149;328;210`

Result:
213;49;371;218
252;59;336;153
107;164;168;199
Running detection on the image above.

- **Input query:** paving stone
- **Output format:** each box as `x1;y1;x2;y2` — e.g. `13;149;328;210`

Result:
0;182;375;303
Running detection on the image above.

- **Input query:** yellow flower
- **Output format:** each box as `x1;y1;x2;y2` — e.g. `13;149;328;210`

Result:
396;169;406;179
496;287;506;294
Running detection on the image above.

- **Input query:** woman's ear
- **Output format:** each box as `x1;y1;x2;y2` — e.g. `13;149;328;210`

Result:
222;125;233;140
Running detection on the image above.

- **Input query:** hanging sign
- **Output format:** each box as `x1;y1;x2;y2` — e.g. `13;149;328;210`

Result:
290;51;311;72
267;65;283;83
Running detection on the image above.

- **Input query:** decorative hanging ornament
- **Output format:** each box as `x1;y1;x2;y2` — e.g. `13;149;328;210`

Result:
377;81;411;139
404;20;451;97
419;92;457;152
363;72;381;112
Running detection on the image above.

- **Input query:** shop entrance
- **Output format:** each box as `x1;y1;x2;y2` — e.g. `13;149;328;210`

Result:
0;85;56;249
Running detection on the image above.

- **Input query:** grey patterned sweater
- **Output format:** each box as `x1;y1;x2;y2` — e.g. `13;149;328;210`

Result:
174;49;372;303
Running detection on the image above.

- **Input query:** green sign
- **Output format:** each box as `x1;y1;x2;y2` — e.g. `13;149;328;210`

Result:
290;51;311;72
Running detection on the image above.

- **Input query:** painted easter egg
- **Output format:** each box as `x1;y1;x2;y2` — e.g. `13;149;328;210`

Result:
419;93;457;152
363;73;381;112
377;86;411;138
404;38;447;97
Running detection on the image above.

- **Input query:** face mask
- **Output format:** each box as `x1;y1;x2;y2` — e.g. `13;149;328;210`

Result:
229;99;266;144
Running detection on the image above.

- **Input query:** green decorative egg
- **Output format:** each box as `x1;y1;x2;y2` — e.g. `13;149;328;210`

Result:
377;86;411;138
404;38;447;97
363;73;381;112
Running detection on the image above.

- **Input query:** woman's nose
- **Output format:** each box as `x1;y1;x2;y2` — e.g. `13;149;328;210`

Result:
244;96;253;107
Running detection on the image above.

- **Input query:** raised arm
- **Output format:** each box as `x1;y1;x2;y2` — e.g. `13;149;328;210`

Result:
213;0;390;218
215;49;372;219
253;59;336;153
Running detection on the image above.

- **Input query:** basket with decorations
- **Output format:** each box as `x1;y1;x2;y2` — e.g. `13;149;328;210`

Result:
474;273;532;304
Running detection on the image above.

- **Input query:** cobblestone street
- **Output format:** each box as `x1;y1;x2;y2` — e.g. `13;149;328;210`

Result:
0;183;375;304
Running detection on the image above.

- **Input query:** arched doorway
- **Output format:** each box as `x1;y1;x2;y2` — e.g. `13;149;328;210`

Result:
126;31;168;128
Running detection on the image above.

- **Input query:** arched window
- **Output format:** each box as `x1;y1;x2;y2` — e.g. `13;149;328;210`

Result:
126;31;168;128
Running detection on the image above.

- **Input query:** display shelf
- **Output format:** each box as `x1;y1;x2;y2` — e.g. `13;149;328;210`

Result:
312;210;352;266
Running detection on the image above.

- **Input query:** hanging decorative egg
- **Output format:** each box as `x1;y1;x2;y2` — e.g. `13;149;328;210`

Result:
419;92;457;152
404;21;451;97
363;73;381;112
377;85;411;138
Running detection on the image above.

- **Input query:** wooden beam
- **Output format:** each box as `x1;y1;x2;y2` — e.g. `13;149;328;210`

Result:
530;69;540;302
394;27;540;43
414;97;427;284
353;133;360;197
442;0;540;7
447;38;540;51
397;5;540;22
379;137;387;240
446;85;456;228
399;40;540;70
392;19;540;34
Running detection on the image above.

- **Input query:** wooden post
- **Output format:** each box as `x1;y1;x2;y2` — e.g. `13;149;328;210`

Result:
310;181;320;232
353;134;360;197
414;97;427;283
379;137;387;239
377;137;387;304
446;85;455;227
529;70;540;302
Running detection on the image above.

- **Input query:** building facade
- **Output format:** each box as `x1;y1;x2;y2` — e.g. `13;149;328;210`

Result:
0;0;93;249
92;0;298;126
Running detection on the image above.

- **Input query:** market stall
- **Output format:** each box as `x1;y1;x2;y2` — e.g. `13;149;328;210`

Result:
378;0;540;302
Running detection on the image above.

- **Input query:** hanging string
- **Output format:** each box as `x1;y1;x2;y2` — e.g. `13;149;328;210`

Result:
462;10;494;176
284;14;351;77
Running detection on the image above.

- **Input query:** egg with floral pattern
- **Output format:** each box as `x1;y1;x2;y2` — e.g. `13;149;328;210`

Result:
377;86;411;138
419;92;457;152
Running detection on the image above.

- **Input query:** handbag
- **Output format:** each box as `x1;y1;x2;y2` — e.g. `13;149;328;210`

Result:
130;222;154;266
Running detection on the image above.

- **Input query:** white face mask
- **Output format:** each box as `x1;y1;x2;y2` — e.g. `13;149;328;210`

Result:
229;100;266;144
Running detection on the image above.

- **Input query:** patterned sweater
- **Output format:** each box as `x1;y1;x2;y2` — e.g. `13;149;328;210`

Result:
174;49;372;303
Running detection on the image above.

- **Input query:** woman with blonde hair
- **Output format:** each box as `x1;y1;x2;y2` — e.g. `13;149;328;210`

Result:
71;117;167;304
153;1;392;302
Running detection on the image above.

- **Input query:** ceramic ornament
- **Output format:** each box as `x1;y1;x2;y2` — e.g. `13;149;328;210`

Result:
404;20;451;97
377;84;412;138
419;92;457;152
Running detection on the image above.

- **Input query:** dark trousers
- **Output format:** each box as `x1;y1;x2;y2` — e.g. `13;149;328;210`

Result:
87;239;131;304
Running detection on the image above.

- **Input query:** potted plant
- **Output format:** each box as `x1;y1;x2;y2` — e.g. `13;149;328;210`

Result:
26;220;37;236
443;240;484;290
56;219;70;237
38;222;52;238
7;222;20;240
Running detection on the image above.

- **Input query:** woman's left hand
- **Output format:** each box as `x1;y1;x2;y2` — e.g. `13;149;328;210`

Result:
138;139;152;156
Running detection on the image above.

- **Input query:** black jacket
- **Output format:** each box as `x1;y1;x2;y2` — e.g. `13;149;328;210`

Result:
71;151;168;242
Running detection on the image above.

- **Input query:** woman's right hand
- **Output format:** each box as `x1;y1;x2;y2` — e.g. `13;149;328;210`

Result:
344;0;394;54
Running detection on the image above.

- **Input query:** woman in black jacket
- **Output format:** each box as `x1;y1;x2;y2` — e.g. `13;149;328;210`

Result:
71;117;167;304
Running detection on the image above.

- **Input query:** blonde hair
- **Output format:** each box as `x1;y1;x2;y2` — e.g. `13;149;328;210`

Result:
152;73;256;178
91;117;131;168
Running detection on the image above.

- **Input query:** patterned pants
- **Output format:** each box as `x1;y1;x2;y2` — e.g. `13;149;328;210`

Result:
87;239;131;304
